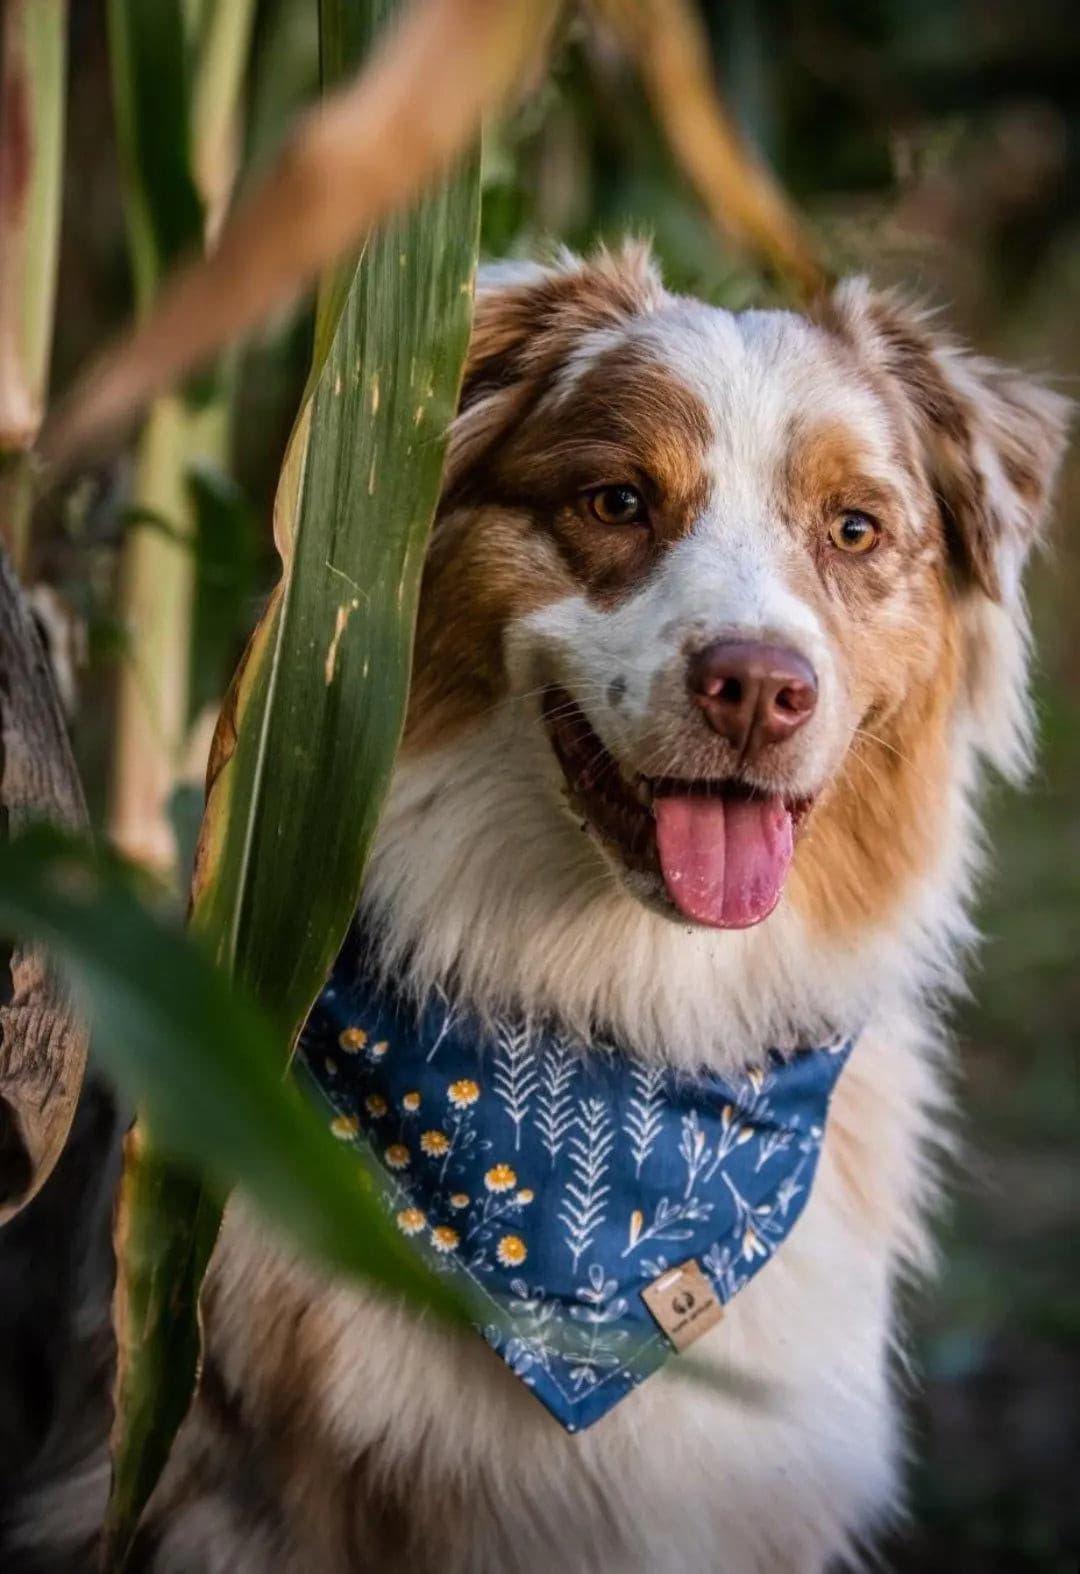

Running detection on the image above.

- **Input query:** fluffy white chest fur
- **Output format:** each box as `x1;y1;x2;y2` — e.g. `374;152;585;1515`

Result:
143;247;1067;1573
198;733;942;1574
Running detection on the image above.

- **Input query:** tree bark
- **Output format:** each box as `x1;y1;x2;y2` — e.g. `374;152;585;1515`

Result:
0;544;89;1221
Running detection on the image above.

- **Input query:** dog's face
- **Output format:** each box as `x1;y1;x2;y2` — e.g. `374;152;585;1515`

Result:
406;247;1067;937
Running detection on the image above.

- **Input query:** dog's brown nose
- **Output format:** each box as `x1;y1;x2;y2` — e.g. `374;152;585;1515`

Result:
688;641;817;757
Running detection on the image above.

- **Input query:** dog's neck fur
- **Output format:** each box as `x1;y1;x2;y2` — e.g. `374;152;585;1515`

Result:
360;691;983;1078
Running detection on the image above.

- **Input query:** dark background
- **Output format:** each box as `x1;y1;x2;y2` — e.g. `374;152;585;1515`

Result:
36;2;1080;1567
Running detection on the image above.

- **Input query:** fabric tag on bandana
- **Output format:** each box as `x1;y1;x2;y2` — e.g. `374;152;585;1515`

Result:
641;1259;724;1351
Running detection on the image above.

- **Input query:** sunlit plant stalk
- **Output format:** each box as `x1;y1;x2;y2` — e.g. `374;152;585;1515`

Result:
0;0;67;574
107;0;256;873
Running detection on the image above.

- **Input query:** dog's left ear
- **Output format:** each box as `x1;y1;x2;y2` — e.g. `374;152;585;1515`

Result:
826;280;1070;602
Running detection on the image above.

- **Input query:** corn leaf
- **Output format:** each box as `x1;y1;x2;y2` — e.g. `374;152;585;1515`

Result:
0;814;468;1569
42;0;560;466
106;0;205;317
591;0;829;303
192;5;480;1030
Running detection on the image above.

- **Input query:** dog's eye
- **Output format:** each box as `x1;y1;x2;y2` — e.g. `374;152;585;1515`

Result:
586;484;648;526
828;511;879;555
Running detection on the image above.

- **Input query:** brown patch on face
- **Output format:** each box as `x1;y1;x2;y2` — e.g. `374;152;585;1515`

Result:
404;506;577;754
405;256;715;754
820;283;1070;603
483;340;712;610
781;419;928;606
789;575;961;934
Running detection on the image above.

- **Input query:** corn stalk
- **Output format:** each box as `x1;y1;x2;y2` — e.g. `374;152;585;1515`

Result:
107;0;255;873
0;0;66;573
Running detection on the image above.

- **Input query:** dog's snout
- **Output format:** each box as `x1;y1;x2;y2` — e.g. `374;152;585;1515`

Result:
688;641;818;758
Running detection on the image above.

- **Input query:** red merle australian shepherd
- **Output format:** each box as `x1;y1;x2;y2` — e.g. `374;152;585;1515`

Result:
131;245;1067;1573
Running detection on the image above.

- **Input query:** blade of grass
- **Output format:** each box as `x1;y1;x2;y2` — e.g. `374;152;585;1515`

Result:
591;0;830;303
41;0;562;467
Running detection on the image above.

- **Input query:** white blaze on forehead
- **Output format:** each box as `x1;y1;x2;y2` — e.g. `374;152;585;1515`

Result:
630;301;896;473
551;296;901;503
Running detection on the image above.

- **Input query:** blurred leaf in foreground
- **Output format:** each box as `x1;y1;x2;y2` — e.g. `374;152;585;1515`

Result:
42;0;562;466
0;820;463;1569
0;827;463;1310
590;0;828;303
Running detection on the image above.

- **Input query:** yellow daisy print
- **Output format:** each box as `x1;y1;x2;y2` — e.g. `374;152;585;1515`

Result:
364;1094;388;1118
447;1078;480;1108
496;1235;527;1267
420;1130;450;1156
402;1091;421;1112
484;1163;517;1193
449;1192;470;1210
338;1026;367;1053
430;1225;460;1253
396;1207;426;1236
515;1188;534;1205
384;1143;410;1170
370;1040;389;1060
330;1113;359;1140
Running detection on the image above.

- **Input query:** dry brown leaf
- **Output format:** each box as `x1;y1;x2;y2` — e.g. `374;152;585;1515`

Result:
592;0;830;303
41;0;562;469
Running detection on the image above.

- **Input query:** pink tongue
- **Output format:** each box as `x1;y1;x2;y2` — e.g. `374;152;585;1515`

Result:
653;793;793;928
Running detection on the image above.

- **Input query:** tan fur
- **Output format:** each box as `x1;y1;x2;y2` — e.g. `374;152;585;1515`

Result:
140;246;1069;1574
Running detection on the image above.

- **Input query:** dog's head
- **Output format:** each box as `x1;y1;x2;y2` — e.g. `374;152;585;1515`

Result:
405;245;1068;938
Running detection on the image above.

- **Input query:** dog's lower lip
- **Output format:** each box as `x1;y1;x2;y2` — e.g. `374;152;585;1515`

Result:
539;686;814;881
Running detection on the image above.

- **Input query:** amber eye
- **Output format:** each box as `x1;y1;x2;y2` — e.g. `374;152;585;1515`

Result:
828;511;879;555
586;484;648;526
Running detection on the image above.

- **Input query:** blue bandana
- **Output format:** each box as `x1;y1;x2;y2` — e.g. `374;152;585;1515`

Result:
297;925;853;1433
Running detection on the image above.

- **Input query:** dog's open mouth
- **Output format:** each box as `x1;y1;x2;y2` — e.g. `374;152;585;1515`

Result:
542;687;812;929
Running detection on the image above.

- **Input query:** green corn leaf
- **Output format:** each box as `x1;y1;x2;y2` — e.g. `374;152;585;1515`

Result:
0;828;466;1305
104;0;481;1558
0;826;466;1566
193;0;480;1045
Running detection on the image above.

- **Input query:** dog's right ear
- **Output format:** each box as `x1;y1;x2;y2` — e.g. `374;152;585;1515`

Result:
444;244;664;493
461;244;663;409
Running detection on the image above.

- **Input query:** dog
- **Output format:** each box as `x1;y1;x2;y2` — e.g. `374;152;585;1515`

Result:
137;244;1068;1573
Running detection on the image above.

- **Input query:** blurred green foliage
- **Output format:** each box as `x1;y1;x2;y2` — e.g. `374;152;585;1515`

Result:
38;0;1079;1565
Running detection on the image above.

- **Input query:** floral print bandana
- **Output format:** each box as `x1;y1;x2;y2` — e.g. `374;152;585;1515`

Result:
296;925;854;1433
